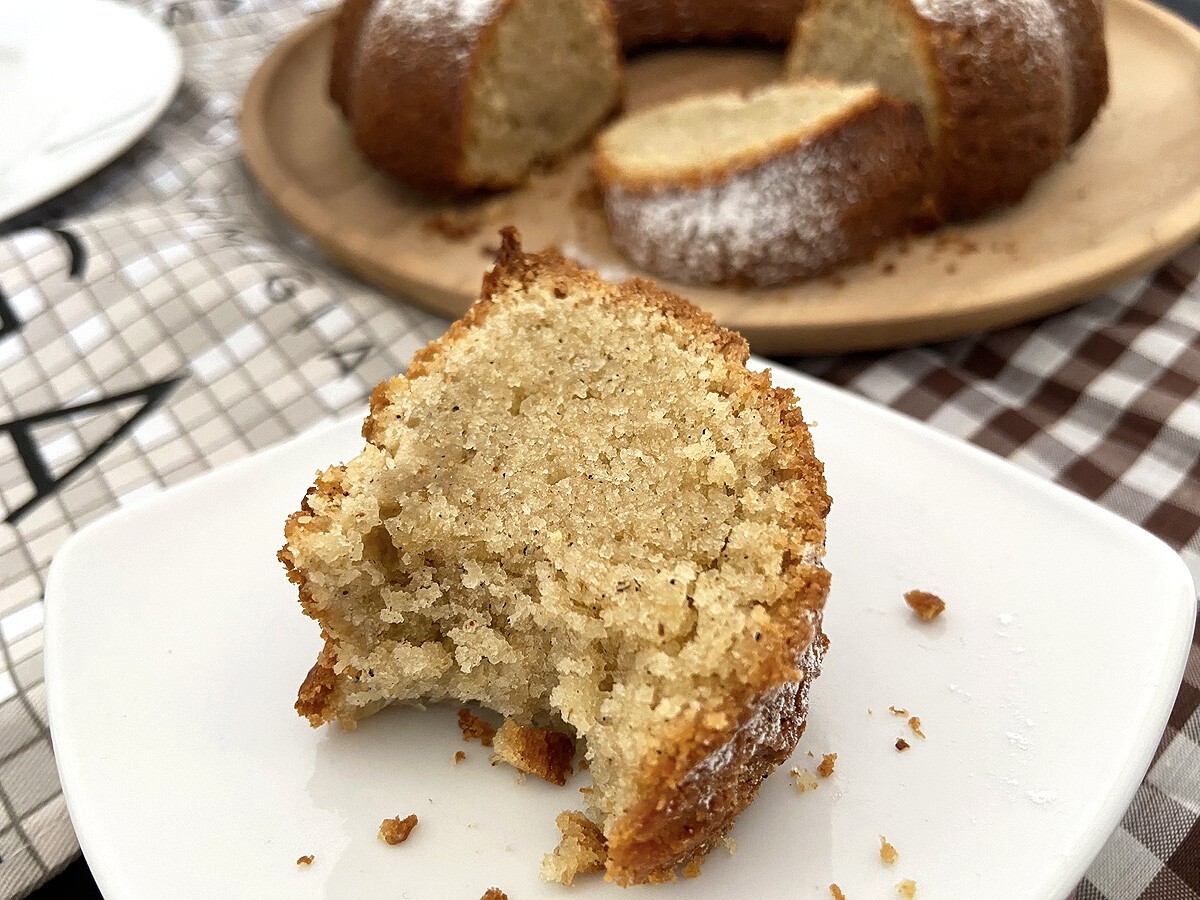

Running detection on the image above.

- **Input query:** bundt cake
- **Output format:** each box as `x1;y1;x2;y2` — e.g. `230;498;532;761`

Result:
785;0;1108;220
279;229;832;884
595;81;931;286
329;0;623;196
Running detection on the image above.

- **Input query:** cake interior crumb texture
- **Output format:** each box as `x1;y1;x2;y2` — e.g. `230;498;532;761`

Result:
598;81;878;183
280;230;830;883
465;0;621;184
787;0;938;144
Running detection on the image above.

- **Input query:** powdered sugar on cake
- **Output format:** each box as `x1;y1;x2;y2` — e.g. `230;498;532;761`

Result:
911;0;1068;79
604;149;851;286
360;0;500;67
601;96;929;287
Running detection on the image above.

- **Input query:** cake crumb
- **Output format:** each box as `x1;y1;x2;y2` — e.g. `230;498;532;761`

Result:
682;857;704;878
904;589;946;621
458;708;495;747
480;890;508;900
909;716;925;739
830;885;847;900
722;835;738;855
492;719;575;785
541;811;607;885
296;855;314;866
379;814;418;845
790;766;819;793
898;879;918;898
895;738;911;752
818;753;837;778
880;835;899;864
453;750;466;764
888;706;908;717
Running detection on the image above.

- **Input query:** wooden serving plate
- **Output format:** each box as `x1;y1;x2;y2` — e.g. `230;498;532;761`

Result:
240;0;1200;354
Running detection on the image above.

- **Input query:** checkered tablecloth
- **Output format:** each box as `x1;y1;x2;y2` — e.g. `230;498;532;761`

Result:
0;2;1197;898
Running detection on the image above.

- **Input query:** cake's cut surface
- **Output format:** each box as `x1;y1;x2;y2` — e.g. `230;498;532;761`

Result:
280;229;831;883
596;81;883;186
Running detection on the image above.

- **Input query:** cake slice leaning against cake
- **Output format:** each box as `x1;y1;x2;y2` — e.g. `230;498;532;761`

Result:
594;81;930;287
279;229;832;884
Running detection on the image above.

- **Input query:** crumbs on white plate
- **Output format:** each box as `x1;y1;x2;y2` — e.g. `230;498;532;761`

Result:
790;766;819;793
904;589;946;621
879;835;898;864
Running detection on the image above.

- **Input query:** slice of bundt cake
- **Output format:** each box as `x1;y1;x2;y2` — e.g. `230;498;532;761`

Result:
279;229;831;884
330;0;623;196
595;81;930;286
786;0;1106;219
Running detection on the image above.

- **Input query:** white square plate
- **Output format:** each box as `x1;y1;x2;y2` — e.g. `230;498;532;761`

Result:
45;363;1195;899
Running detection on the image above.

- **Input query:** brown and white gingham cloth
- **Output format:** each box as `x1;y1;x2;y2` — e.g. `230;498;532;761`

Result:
0;1;1196;897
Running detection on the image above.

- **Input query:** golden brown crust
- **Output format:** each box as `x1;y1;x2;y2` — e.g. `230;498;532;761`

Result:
492;720;576;785
605;626;829;884
295;644;341;726
480;890;508;900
